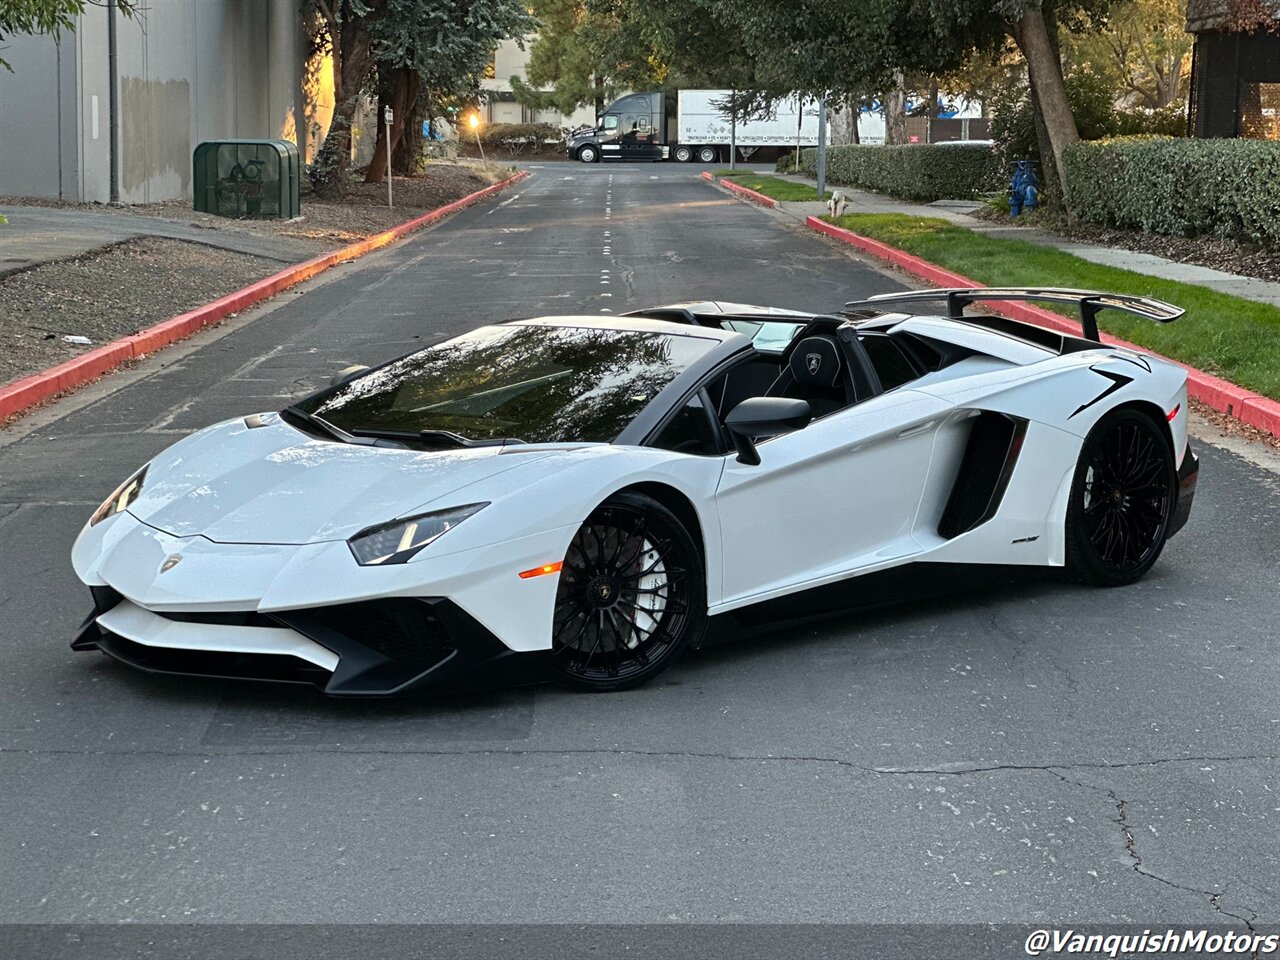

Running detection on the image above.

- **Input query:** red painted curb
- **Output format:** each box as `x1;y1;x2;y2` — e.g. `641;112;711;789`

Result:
716;177;779;209
699;171;715;181
0;170;530;423
805;215;1280;439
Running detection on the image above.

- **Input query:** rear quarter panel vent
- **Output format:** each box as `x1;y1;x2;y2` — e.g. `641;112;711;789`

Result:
938;412;1028;540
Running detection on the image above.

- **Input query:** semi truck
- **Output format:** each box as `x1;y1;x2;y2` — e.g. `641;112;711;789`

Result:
566;90;820;164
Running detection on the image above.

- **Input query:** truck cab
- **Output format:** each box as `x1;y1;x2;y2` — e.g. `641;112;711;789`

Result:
567;92;667;163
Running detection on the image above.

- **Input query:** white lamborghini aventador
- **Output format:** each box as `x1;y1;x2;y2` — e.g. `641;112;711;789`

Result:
71;288;1199;694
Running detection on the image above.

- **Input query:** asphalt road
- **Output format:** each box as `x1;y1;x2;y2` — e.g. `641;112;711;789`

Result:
2;164;1278;955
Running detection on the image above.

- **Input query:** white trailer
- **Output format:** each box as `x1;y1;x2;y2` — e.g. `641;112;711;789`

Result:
672;90;820;163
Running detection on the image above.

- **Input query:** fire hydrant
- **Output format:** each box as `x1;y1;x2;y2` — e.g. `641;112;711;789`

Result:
1010;160;1039;218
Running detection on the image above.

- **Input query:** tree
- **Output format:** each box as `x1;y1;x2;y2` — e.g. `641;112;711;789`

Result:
306;0;384;198
1;0;131;71
1063;0;1192;108
689;0;1098;209
513;0;678;117
364;0;535;182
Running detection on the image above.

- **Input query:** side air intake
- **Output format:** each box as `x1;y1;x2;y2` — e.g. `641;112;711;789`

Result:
938;412;1028;540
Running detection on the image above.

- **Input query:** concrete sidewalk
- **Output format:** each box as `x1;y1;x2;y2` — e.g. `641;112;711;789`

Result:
0;204;322;277
763;173;1280;309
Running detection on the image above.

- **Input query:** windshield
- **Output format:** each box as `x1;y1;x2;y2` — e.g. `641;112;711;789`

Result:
721;319;803;353
295;324;717;444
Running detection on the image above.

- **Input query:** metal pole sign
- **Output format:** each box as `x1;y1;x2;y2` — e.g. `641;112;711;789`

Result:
816;95;827;198
384;105;394;208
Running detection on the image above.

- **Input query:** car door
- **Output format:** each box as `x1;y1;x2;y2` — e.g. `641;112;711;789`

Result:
714;388;953;608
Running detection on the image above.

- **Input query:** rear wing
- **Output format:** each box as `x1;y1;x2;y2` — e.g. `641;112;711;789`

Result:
842;288;1184;343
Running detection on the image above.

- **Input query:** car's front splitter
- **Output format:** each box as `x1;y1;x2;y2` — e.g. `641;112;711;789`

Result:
73;587;550;697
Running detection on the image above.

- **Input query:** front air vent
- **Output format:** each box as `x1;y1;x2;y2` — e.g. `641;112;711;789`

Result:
938;412;1028;540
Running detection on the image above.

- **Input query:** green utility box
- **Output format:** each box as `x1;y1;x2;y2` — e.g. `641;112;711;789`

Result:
193;140;300;219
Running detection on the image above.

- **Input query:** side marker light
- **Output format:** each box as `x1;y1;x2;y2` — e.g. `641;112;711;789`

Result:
519;562;563;579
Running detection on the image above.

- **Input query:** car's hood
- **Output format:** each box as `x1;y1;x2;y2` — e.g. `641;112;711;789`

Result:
126;415;559;545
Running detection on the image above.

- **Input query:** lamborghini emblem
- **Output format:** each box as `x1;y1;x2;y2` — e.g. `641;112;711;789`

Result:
159;554;183;574
806;353;822;376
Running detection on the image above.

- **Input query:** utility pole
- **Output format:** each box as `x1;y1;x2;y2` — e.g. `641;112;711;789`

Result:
816;94;827;198
729;89;736;171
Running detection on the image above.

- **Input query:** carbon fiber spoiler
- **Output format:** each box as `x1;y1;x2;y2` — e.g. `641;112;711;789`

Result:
842;288;1185;342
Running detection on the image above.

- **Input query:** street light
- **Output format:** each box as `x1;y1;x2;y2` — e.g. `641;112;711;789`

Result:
469;113;485;163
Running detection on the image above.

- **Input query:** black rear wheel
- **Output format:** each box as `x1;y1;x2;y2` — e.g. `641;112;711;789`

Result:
551;492;705;691
1065;408;1175;586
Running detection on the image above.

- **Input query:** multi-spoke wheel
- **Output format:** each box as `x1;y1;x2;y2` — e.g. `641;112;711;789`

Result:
1065;408;1176;586
551;492;705;691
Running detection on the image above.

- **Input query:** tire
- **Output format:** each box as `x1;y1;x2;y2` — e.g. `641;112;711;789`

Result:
577;145;598;163
1064;408;1176;587
551;491;706;692
697;146;718;164
673;145;694;163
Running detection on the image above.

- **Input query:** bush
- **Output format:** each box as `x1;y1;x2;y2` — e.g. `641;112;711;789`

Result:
988;70;1188;206
780;142;1004;202
476;123;563;156
1063;137;1280;246
1113;104;1188;137
991;72;1121;167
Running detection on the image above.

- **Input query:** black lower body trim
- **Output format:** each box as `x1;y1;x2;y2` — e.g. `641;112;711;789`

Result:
72;592;549;697
702;561;1048;645
1168;443;1199;539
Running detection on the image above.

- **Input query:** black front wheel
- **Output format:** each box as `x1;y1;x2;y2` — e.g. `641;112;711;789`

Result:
551;492;705;692
1065;408;1176;586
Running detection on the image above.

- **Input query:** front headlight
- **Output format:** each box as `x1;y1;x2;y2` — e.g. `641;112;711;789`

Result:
89;467;148;526
347;503;488;566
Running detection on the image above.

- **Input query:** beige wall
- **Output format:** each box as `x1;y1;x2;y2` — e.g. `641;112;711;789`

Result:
479;37;597;129
0;0;317;203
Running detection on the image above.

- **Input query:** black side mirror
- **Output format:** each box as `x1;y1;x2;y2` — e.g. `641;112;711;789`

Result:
330;364;370;388
724;397;812;465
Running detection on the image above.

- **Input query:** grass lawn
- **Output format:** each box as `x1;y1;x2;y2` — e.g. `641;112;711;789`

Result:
828;212;1280;401
714;171;830;202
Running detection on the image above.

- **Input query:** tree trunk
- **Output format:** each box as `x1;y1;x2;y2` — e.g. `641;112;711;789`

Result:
393;84;424;176
310;2;377;199
884;72;908;145
1028;80;1061;207
366;66;420;183
1010;5;1079;210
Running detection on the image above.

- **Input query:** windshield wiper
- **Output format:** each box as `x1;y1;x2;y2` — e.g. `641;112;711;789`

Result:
280;406;375;445
346;427;527;450
420;430;527;449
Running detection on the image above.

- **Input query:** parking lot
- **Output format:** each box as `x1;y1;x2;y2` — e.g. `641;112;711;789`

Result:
1;165;1277;947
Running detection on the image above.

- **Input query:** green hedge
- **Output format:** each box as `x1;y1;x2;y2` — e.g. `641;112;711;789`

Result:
780;143;1004;202
1064;137;1280;247
476;122;563;155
